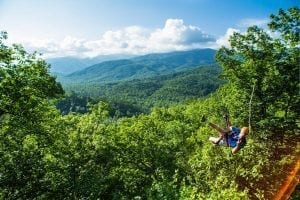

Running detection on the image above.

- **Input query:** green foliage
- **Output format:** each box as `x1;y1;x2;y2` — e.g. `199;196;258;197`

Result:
61;65;223;116
269;7;300;46
216;7;299;132
290;185;300;200
0;34;64;120
0;32;64;199
1;7;299;200
56;91;91;115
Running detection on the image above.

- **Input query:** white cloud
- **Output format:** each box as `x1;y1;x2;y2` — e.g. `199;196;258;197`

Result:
216;28;240;48
18;19;216;58
239;18;269;27
148;19;215;52
82;26;150;57
21;37;89;58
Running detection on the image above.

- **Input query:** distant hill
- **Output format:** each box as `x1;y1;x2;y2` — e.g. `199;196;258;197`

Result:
59;49;216;84
61;65;223;115
47;54;132;75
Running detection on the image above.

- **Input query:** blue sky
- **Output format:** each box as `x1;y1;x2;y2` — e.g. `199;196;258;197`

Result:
0;0;298;57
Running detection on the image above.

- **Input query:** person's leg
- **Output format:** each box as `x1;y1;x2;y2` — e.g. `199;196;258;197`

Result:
208;122;226;144
207;121;228;145
209;136;221;144
209;137;228;146
208;122;226;134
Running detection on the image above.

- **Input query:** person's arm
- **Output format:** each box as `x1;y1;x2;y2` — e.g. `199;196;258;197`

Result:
231;134;246;154
231;127;249;154
231;139;242;154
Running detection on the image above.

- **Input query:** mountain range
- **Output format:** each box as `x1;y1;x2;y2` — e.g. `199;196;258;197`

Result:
47;54;133;75
57;48;217;84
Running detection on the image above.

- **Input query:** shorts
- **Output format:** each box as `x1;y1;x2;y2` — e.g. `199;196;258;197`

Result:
209;137;228;146
216;138;229;146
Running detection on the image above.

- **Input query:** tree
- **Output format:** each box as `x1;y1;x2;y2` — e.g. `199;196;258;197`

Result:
0;31;64;120
216;7;299;131
268;7;300;124
0;32;64;198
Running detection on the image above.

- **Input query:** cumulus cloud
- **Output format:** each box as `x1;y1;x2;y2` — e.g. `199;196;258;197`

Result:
216;28;240;48
148;19;215;52
150;19;214;45
22;37;89;58
83;26;150;57
20;19;216;58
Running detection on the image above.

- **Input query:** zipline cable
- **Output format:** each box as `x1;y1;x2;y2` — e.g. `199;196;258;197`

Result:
248;83;255;134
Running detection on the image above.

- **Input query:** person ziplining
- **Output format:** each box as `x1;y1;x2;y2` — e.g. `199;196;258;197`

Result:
202;83;255;154
201;114;249;154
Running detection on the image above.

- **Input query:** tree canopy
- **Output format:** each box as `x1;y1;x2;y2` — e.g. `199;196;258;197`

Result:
216;7;299;131
0;7;299;200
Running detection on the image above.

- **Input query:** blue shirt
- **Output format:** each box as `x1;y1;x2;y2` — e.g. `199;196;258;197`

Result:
227;126;243;148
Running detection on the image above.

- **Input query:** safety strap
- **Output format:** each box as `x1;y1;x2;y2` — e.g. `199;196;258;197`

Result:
223;112;230;147
224;131;230;147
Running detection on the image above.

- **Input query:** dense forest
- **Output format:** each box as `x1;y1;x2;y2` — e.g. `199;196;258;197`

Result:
57;48;220;116
0;7;299;200
58;65;223;116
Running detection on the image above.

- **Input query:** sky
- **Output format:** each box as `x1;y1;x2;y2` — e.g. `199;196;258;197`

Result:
0;0;298;58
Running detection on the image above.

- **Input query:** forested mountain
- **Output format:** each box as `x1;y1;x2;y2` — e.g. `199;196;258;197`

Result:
47;54;132;74
59;49;216;84
59;65;224;115
1;7;299;200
